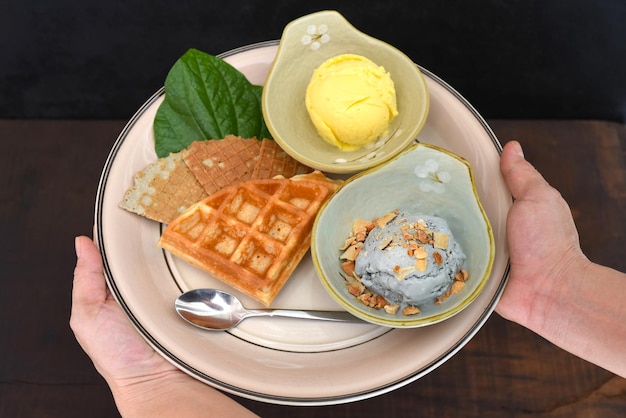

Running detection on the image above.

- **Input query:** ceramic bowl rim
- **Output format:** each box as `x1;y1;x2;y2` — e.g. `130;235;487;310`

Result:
311;142;496;328
262;10;430;174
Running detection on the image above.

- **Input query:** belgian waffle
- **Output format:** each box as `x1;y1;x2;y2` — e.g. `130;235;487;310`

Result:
119;151;208;224
158;172;338;306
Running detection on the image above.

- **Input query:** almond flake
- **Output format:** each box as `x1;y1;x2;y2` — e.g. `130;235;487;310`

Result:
450;281;465;294
340;242;362;261
377;236;393;250
341;260;355;276
417;229;432;244
414;247;428;260
433;232;449;249
402;305;421;315
339;237;354;251
384;304;400;315
396;266;416;281
415;258;427;272
375;210;397;228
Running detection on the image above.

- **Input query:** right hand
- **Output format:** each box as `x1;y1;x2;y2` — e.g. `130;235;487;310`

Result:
495;140;588;327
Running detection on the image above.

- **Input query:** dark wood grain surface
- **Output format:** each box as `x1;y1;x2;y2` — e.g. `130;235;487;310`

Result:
1;119;624;417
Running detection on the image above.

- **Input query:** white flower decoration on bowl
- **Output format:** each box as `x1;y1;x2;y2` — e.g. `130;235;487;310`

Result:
301;24;330;50
415;159;452;194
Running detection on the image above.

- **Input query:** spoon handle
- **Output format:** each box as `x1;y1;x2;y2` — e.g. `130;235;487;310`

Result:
254;309;363;323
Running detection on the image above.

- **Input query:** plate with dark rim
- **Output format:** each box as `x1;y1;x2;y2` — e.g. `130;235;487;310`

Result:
94;40;510;406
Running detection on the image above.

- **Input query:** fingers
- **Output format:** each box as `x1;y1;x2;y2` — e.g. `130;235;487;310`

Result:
500;140;550;200
72;236;107;312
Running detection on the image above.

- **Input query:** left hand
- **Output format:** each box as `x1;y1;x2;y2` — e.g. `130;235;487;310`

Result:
70;236;179;388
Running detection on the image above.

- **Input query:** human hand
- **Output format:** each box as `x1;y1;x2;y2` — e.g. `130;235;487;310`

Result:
70;236;179;391
70;236;257;417
496;141;588;328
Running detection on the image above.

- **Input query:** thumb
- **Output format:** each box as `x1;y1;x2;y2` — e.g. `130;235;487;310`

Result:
72;236;108;310
500;140;549;200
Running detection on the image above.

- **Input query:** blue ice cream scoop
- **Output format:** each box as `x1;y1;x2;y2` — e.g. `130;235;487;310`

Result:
354;212;466;308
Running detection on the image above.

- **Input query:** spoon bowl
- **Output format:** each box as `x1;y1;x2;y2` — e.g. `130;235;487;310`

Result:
175;288;363;331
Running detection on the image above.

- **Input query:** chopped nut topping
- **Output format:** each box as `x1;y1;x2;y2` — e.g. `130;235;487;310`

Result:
354;231;367;242
341;260;355;276
357;292;372;304
450;281;465;294
396;266;416;281
417;228;432;244
353;219;374;234
402;306;420;315
340;242;362;261
374;210;398;228
384;304;400;315
339;237;354;251
455;268;469;282
371;295;388;309
415;258;427;272
377;236;393;250
348;280;365;297
339;210;470;317
433;231;449;249
414;247;428;260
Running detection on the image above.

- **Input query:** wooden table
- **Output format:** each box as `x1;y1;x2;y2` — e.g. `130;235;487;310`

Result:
1;119;625;417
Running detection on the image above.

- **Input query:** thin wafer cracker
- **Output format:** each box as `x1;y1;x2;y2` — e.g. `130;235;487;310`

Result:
252;139;313;179
119;152;208;224
182;135;261;195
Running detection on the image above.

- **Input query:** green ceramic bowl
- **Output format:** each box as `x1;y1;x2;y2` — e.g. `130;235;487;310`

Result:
312;143;495;327
262;10;429;174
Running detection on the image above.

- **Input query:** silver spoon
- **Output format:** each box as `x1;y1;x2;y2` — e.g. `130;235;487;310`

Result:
175;288;363;331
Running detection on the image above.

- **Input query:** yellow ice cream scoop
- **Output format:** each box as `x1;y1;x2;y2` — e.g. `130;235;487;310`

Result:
305;54;398;151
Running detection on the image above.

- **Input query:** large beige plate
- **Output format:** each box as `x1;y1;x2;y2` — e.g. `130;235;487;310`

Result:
95;41;511;406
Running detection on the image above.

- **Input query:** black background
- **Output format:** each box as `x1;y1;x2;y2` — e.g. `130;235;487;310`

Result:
2;0;625;122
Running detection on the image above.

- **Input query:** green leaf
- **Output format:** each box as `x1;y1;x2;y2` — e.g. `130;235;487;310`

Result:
251;84;273;142
153;48;272;158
